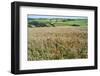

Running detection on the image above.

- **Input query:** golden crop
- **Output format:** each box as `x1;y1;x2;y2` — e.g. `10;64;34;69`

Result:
28;26;88;61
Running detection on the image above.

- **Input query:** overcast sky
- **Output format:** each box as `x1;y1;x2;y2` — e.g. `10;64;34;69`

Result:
28;15;87;19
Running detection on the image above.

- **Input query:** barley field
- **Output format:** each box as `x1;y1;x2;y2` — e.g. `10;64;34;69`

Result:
28;26;88;61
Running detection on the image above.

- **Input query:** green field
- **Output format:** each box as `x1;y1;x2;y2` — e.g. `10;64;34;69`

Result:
28;16;88;61
28;18;88;27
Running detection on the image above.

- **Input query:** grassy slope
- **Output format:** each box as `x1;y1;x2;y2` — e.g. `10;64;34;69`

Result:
29;19;87;27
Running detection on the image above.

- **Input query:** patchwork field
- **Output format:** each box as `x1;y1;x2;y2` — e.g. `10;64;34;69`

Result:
28;26;88;61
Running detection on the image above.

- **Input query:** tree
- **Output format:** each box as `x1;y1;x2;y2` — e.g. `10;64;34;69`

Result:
28;21;48;27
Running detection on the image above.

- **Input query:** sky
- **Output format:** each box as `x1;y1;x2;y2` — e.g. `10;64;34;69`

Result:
28;15;87;19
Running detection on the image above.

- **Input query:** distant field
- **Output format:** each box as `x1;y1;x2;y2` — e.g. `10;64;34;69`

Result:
28;26;88;61
28;18;88;27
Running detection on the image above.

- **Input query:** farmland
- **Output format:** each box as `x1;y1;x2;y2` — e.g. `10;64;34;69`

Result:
28;18;88;27
28;16;88;61
28;26;87;60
